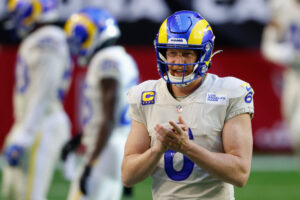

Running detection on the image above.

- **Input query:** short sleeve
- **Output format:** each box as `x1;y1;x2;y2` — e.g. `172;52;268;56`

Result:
127;87;146;125
225;83;254;122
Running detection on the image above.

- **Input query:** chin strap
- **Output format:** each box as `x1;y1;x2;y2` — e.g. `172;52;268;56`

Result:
166;73;195;87
167;64;198;87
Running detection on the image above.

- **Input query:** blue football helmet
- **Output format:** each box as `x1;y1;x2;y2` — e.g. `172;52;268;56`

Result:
64;7;120;66
6;0;59;38
154;10;215;87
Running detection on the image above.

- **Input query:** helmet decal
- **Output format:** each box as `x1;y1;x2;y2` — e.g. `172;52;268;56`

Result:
6;0;58;37
7;0;18;11
24;0;42;26
65;14;97;50
188;20;213;45
64;7;120;64
158;19;168;44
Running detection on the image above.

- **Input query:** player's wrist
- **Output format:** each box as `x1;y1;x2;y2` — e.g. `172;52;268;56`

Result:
181;139;195;155
151;143;167;155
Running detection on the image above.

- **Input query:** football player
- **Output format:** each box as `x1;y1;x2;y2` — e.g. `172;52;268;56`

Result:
64;7;139;200
122;10;254;199
1;0;72;200
261;0;300;155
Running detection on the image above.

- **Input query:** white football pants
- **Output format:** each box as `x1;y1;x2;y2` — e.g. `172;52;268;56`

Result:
67;133;127;200
1;112;71;200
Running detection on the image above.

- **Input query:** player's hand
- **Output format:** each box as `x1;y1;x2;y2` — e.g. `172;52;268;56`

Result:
155;116;190;153
153;137;168;154
153;124;168;154
61;133;82;162
4;144;24;167
79;165;92;195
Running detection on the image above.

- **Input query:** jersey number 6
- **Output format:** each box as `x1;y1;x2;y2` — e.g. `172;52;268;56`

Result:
164;128;194;181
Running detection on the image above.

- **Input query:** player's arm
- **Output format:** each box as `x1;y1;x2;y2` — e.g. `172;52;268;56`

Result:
187;113;252;187
86;77;118;166
261;2;293;65
261;20;286;63
79;77;118;195
157;114;252;187
122;119;167;187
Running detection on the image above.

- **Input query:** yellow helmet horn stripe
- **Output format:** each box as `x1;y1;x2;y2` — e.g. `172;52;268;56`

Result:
7;0;18;11
188;19;213;45
8;0;42;26
158;19;168;44
23;0;42;26
65;14;97;49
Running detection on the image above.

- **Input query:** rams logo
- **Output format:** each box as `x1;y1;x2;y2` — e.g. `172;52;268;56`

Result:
241;83;253;92
241;83;254;103
141;91;155;105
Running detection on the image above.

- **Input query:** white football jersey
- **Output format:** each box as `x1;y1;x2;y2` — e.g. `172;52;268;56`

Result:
13;25;72;146
268;0;300;68
128;73;254;200
81;46;139;148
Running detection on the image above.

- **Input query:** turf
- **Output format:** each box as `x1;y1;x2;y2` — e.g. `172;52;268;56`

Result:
235;171;300;200
1;155;300;200
1;170;299;200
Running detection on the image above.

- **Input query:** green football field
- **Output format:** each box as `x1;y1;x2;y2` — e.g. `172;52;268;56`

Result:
1;155;300;200
47;171;300;200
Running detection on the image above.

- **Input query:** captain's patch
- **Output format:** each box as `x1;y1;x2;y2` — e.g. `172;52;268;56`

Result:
141;91;155;105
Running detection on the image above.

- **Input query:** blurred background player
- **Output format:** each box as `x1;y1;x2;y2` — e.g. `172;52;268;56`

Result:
1;0;73;200
63;7;139;200
122;10;254;199
261;0;300;155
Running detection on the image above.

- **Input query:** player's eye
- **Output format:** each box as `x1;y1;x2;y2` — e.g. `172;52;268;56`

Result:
166;51;178;58
182;52;191;57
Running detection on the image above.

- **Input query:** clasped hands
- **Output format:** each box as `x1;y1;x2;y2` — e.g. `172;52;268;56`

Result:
154;116;190;153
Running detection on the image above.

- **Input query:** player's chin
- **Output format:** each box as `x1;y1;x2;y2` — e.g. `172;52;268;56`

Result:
175;73;184;77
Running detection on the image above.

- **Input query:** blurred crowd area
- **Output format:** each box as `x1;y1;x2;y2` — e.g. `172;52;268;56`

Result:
0;0;294;153
0;0;270;45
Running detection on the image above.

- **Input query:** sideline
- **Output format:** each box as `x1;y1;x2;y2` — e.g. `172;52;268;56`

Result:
0;154;299;171
251;154;300;172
